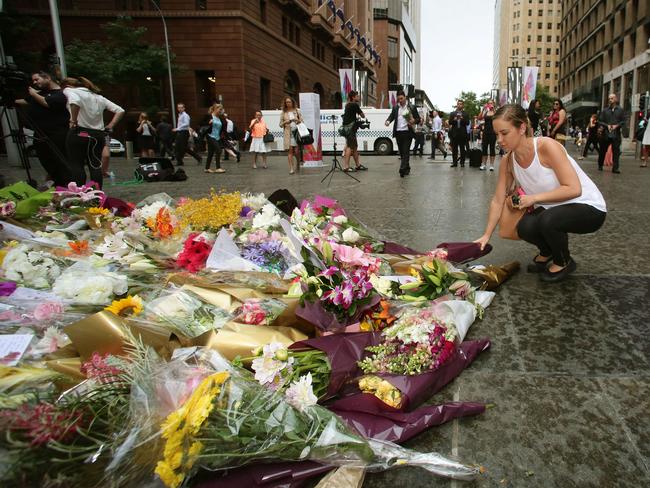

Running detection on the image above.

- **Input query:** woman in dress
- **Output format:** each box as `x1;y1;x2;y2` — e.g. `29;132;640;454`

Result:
279;97;303;174
479;99;497;171
136;112;156;158
548;99;568;145
62;77;124;188
249;110;269;169
205;103;226;173
474;104;606;283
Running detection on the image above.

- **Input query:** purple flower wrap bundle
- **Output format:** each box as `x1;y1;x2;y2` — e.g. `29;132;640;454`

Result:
343;339;492;411
194;460;332;488
436;242;493;264
295;294;381;334
330;395;486;443
381;241;424;255
0;281;17;297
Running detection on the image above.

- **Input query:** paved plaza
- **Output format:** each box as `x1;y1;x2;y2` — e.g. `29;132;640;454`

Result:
2;145;649;487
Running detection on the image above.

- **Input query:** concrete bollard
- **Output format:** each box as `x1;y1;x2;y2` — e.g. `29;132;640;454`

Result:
126;141;134;161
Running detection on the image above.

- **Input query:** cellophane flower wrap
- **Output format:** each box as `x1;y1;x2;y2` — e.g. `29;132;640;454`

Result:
1;243;63;289
108;347;480;488
232;298;288;326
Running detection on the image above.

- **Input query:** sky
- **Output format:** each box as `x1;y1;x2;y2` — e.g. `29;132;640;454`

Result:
419;0;495;112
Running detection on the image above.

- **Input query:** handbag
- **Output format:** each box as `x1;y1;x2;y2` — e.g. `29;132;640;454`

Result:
498;152;526;240
262;130;274;143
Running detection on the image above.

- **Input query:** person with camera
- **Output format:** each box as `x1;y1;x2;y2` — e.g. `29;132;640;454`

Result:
341;90;368;172
448;100;470;168
597;93;625;174
62;77;124;188
14;71;72;187
136;112;156;158
385;90;421;177
474;104;606;283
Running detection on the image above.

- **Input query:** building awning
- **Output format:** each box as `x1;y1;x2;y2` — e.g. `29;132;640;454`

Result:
566;101;599;111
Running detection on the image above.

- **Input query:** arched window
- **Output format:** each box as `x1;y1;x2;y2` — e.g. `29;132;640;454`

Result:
284;70;300;100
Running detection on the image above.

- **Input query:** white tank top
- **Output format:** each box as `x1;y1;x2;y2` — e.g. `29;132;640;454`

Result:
512;138;606;212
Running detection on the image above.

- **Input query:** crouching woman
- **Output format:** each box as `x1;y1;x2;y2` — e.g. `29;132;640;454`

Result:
474;104;606;283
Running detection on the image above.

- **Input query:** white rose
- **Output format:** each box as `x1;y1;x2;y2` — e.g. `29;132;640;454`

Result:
342;227;360;243
333;215;348;224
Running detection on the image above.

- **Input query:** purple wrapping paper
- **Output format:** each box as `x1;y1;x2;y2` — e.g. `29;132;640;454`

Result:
291;332;383;399
331;397;486;443
436;242;493;264
295;294;381;334
194;461;332;488
102;197;133;217
381;240;424;255
340;339;492;411
0;281;17;297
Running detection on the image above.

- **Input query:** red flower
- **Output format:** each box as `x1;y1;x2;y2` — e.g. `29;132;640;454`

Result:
176;233;214;273
0;402;85;447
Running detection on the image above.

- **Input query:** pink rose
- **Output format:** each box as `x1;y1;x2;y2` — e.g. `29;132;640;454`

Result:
33;302;65;321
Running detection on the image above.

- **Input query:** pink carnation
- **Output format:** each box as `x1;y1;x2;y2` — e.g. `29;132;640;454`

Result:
32;302;65;321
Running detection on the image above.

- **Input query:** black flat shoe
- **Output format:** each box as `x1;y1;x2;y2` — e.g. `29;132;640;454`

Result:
527;256;551;273
540;259;577;283
450;163;457;167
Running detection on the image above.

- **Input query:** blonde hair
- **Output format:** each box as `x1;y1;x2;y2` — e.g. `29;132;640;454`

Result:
209;103;223;115
62;76;101;93
494;103;532;137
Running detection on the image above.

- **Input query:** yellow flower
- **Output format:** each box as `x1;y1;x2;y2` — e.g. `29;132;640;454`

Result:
163;429;185;461
183;441;204;470
155;460;185;488
175;190;242;232
87;207;110;216
359;375;402;409
104;295;143;316
359;320;374;332
161;408;185;439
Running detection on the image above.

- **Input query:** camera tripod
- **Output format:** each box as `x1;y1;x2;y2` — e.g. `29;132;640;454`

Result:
321;115;360;186
0;104;37;188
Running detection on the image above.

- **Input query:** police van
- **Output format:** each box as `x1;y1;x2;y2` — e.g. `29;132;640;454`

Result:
261;107;419;155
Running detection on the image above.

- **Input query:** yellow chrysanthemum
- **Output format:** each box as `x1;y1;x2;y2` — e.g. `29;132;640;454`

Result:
104;295;143;316
359;375;402;409
163;429;185;460
175;190;242;232
183;441;204;470
155;460;185;488
87;207;110;216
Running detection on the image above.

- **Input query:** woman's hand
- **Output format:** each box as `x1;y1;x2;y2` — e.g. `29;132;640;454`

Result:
516;194;536;209
474;234;490;251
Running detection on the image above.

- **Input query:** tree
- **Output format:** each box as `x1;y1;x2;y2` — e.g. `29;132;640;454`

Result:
65;17;176;108
454;91;481;118
534;83;554;115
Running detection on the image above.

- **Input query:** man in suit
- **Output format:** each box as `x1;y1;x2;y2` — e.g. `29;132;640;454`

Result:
385;90;421;177
448;99;470;168
597;93;625;174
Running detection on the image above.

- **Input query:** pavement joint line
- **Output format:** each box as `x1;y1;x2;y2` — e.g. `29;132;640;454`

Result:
456;370;650;380
450;386;461;488
499;286;526;372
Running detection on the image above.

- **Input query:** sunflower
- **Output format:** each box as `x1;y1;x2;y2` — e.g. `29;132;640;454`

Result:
104;295;143;316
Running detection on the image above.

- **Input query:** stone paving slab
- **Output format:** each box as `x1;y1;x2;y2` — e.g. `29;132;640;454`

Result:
1;146;649;487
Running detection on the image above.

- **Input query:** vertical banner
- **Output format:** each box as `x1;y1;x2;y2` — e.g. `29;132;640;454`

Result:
507;67;522;105
339;69;353;107
298;92;323;167
499;89;507;107
521;66;539;109
389;91;397;107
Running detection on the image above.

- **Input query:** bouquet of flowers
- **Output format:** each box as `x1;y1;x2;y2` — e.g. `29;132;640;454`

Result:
232;298;287;326
399;257;476;303
1;243;63;289
175;190;242;233
52;257;128;305
176;233;214;273
52;181;106;209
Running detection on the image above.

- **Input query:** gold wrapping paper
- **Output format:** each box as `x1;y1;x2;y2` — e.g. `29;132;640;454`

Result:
314;466;366;488
167;271;291;294
45;357;85;380
470;261;520;291
187;322;308;361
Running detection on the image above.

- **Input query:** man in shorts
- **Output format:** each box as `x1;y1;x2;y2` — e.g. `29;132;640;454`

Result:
341;90;368;172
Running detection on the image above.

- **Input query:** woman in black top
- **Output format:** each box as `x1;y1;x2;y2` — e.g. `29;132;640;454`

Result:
527;99;542;136
479;100;496;171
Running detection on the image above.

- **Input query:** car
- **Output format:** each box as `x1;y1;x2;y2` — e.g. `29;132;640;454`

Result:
109;138;125;156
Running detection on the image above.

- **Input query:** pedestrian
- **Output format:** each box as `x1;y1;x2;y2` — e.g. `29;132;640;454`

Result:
62;77;124;189
156;115;174;158
474;104;606;283
597;93;625;174
172;103;201;166
427;110;447;160
204;103;226;174
548;99;568;145
136;112;156;158
478;100;496;171
249;110;269;169
448;100;470;167
14;71;72;187
222;113;241;162
385;90;420;177
279;97;303;174
527;99;543;137
341;90;368;172
578;114;599;160
412;108;426;157
640;116;649;168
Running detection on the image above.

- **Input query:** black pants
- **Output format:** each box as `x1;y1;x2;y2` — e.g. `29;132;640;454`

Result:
431;132;447;159
597;136;620;170
205;137;222;169
516;204;606;266
395;131;413;174
451;136;467;165
482;133;496;157
65;127;104;188
34;127;72;186
412;132;425;155
582;134;599;157
159;137;174;158
174;130;190;164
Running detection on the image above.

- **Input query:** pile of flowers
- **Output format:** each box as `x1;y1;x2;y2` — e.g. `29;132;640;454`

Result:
358;307;457;375
176;233;214;273
400;257;475;303
175;190;242;232
1;243;62;289
52;182;106;209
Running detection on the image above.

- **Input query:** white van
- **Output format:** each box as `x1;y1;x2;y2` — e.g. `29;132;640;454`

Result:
261;107;423;155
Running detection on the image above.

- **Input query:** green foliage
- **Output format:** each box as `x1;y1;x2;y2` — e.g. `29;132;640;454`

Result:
535;83;554;115
65;17;174;86
454;91;480;118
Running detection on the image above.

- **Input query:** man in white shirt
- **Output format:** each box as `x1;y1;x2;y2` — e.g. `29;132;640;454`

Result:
427;110;448;160
172;103;201;165
385;90;421;177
